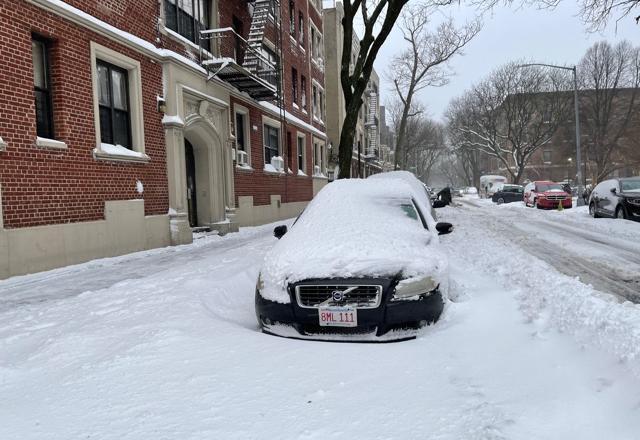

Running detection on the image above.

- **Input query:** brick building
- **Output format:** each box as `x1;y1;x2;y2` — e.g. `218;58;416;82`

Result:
0;0;326;278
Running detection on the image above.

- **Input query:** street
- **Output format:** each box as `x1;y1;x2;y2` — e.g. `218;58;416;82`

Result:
1;201;640;439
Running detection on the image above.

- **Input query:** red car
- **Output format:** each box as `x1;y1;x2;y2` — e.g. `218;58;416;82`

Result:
523;181;572;209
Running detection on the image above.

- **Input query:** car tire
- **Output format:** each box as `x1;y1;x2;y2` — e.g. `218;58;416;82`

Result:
534;199;541;209
615;206;627;220
497;197;504;205
589;203;599;218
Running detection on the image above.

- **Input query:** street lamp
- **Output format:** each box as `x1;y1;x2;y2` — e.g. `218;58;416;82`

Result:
516;63;584;206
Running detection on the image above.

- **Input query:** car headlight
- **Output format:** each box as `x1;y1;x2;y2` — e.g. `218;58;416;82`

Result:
392;276;438;301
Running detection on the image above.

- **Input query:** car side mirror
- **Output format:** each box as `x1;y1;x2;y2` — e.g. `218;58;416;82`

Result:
610;188;617;194
432;200;447;209
435;222;453;235
273;225;288;239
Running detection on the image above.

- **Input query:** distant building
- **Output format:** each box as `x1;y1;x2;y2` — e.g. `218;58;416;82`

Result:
323;1;387;179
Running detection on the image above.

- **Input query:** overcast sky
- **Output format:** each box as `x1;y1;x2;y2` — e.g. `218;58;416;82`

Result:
371;1;639;124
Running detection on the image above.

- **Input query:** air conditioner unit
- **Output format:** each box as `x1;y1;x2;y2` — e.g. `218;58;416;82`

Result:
271;156;284;171
314;165;321;176
231;148;237;162
236;150;248;166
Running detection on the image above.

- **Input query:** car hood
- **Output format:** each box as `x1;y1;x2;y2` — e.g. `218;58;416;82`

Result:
258;179;448;304
541;190;569;196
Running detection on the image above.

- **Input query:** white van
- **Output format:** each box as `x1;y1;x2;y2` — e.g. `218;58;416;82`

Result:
480;175;508;198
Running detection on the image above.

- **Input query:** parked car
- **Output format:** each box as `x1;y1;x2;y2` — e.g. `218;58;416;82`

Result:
255;175;453;341
464;186;478;196
480;175;508;198
491;184;524;204
588;177;640;221
523;181;572;209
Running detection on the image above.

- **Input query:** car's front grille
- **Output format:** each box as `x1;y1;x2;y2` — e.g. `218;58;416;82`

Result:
628;198;640;206
295;284;383;309
544;194;567;201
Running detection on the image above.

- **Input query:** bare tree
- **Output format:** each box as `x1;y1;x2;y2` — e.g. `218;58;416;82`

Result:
337;0;413;179
406;118;447;182
445;96;482;188
577;40;640;182
389;5;481;170
537;0;640;30
446;62;573;184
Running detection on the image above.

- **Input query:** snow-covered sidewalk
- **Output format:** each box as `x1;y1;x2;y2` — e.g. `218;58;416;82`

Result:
2;211;640;439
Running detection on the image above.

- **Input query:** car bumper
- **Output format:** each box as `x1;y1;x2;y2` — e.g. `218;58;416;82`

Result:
625;204;640;221
537;198;572;209
255;289;444;342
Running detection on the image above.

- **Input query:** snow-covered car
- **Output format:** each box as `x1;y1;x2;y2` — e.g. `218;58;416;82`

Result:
491;184;524;204
524;181;572;209
464;186;478;195
589;177;640;221
255;177;453;341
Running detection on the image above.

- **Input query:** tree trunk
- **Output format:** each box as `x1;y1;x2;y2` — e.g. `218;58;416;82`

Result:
338;98;363;179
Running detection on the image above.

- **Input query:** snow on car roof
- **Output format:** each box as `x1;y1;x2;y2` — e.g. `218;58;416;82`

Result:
259;178;448;303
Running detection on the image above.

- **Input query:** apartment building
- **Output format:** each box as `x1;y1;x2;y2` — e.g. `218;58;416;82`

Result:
0;0;326;278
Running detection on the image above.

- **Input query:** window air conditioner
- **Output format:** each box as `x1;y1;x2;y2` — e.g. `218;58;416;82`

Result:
271;156;284;171
236;150;248;166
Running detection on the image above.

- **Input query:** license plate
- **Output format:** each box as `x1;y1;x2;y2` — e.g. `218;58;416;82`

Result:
318;306;357;327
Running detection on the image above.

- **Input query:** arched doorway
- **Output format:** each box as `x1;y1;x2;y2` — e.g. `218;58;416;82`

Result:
184;139;198;227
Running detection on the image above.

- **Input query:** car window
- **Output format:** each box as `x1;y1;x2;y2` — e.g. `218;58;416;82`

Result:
400;203;419;221
537;183;562;192
621;180;640;192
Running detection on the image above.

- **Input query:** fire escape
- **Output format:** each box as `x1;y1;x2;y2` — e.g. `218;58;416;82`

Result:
365;87;379;158
199;0;283;102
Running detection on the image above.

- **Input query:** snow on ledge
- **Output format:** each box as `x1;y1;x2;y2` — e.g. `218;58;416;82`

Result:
94;143;150;163
259;101;326;139
263;163;284;174
36;137;68;150
161;114;184;127
297;169;307;177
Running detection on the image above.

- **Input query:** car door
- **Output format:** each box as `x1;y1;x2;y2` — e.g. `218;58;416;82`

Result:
602;180;620;217
511;187;524;202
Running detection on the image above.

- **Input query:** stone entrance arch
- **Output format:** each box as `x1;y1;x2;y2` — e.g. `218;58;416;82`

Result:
182;114;226;227
163;94;237;245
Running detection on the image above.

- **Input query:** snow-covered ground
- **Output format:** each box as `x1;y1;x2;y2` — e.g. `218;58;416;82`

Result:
2;206;640;439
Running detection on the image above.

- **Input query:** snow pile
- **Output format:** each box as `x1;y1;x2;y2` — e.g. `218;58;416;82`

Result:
259;179;448;303
440;204;640;379
97;143;147;159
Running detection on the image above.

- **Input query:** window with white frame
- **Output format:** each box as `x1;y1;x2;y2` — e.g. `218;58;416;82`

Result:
234;105;250;165
312;82;324;122
164;0;210;45
297;133;306;173
263;122;280;164
310;22;323;64
312;139;325;175
90;42;146;159
298;11;305;46
301;75;307;111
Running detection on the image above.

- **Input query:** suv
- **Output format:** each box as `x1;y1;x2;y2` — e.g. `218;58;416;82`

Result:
524;181;572;209
492;184;524;204
588;177;640;221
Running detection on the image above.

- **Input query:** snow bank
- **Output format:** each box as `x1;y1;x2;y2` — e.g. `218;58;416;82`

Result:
441;205;640;379
259;179;448;303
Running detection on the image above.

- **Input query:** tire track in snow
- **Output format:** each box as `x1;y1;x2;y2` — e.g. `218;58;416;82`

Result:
458;199;640;303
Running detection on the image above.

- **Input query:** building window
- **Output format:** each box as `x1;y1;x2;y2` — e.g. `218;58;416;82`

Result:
301;76;307;111
261;44;279;86
292;68;298;104
312;85;318;118
297;134;305;173
165;0;209;45
97;60;131;149
298;12;305;46
32;36;54;139
289;1;295;36
235;112;246;151
264;124;280;164
232;15;244;63
310;23;323;63
543;150;552;163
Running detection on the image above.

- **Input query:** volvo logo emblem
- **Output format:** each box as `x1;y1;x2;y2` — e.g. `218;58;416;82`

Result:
331;290;345;302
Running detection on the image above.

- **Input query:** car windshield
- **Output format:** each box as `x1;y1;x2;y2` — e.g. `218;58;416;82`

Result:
399;202;420;221
538;183;562;191
621;179;640;192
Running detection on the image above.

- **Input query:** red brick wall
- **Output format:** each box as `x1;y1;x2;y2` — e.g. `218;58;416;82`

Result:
0;1;168;228
231;97;313;206
222;1;325;208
